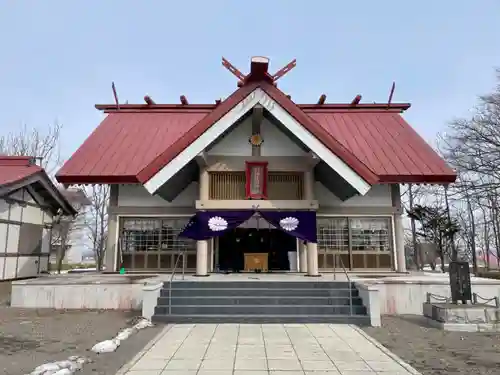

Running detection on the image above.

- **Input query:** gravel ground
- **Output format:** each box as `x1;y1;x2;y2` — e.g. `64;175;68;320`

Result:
0;281;162;375
363;315;500;375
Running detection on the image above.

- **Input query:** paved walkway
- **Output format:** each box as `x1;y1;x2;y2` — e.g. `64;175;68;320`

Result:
118;324;420;375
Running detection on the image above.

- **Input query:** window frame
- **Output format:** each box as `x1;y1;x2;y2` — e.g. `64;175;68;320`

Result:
316;215;394;270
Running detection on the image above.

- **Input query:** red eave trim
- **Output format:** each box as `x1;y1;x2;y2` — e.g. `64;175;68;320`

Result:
55;174;139;185
136;82;260;184
378;174;457;184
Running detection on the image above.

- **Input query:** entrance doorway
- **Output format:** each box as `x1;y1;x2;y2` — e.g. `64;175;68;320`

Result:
217;228;296;272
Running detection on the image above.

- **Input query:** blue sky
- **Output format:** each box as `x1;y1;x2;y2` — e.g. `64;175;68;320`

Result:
1;0;499;162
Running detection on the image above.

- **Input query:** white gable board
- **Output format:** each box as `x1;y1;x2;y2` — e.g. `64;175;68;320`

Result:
144;88;371;196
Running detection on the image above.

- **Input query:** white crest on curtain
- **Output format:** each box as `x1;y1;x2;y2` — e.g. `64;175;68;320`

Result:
279;216;299;231
184;220;194;230
208;216;228;231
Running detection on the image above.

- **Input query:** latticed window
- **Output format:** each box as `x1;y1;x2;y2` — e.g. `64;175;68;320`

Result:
119;217;196;270
317;218;349;269
317;217;393;270
209;171;304;200
350;218;391;252
209;172;246;200
267;172;304;200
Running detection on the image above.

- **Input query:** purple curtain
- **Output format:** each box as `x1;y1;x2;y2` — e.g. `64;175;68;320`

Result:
179;210;255;240
259;210;317;243
179;210;317;243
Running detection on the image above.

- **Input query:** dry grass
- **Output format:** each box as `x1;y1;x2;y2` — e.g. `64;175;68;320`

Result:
363;315;500;375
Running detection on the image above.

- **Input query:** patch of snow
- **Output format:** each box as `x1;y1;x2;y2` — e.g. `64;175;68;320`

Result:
28;318;154;375
91;317;154;353
133;318;153;330
29;356;89;375
116;327;134;341
91;339;121;354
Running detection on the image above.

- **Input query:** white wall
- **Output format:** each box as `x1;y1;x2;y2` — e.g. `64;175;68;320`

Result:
260;118;307;157
207;116;306;157
208;116;252;156
0;188;53;281
117;183;198;207
316;183;392;207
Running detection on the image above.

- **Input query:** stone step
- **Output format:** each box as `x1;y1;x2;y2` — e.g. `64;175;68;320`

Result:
158;296;363;306
151;314;371;325
154;304;367;316
166;281;353;290
160;288;358;298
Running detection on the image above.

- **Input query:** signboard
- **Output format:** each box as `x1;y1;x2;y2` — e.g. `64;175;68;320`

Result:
245;161;268;199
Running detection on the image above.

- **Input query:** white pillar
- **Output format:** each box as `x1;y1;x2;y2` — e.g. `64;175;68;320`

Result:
304;170;314;201
394;215;407;272
199;168;209;200
306;242;319;276
298;240;308;272
391;184;407;273
196;240;209;276
196;167;210;276
304;169;319;276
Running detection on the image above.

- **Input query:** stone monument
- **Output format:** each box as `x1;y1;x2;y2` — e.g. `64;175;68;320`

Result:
423;261;500;332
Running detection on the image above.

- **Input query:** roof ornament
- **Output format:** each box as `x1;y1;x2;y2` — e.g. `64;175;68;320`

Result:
180;95;189;105
350;95;362;106
221;56;297;87
271;59;297;83
111;82;120;110
387;81;396;108
144;95;155;105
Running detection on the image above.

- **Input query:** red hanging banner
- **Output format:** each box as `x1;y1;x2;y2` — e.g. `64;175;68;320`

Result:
245;161;268;199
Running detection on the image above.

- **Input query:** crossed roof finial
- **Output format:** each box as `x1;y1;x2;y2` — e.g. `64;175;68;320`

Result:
221;56;296;87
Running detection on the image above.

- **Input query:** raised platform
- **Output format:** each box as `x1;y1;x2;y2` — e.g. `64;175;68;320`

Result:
10;274;159;309
10;271;500;329
354;271;500;315
423;302;500;332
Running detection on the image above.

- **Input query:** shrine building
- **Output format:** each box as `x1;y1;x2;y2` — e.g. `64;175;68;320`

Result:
56;56;456;276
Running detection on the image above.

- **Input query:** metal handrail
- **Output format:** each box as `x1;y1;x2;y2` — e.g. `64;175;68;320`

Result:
334;254;353;316
168;250;186;315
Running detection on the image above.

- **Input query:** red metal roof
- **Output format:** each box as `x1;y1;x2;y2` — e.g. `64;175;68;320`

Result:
0;156;43;186
56;87;456;186
57;111;207;184
0;156;78;215
307;111;455;183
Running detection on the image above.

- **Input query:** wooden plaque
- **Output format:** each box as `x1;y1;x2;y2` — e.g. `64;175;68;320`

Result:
244;253;268;272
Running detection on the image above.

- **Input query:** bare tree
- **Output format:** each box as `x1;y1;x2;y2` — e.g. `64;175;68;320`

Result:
0;122;62;173
85;185;110;270
52;218;74;273
438;68;500;272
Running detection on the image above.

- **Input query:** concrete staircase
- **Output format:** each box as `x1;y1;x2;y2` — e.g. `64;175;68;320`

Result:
151;280;370;325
